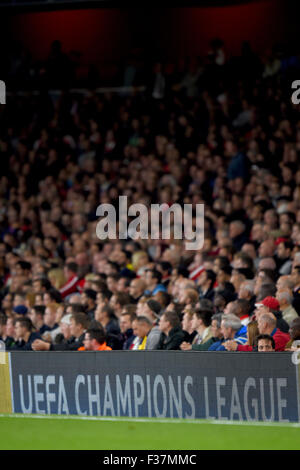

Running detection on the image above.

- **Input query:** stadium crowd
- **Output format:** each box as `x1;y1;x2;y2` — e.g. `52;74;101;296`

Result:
0;39;300;354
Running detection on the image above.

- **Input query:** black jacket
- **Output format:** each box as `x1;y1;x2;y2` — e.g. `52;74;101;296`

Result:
50;332;86;351
156;326;185;350
9;332;42;351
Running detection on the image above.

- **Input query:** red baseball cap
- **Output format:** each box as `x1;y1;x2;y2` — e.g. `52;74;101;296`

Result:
261;296;280;310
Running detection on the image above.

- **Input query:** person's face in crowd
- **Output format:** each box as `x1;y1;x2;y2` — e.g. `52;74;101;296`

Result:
129;279;145;299
257;339;274;352
191;313;200;331
258;240;274;258
117;278;128;293
251;224;264;242
220;321;232;340
43;293;52;306
13;294;24;308
291;268;300;287
55;305;64;324
60;321;71;340
289;319;300;340
44;307;56;326
2;293;13;310
5;318;15;338
223;301;234;315
159;314;170;334
211;319;222;339
277;242;290;260
241;243;257;260
120;314;132;334
106;277;118;294
14;321;26;340
181;312;192;332
33;280;43;293
254;305;269;320
70;318;82;338
135;321;149;339
34;294;43;305
83;333;94;351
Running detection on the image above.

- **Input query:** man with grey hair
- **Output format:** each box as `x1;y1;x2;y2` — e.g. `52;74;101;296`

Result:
276;289;298;326
257;312;290;351
213;313;247;351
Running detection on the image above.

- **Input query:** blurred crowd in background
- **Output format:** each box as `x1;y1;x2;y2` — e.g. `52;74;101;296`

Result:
0;38;300;354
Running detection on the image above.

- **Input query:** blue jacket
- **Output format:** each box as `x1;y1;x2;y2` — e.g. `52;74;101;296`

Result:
214;326;248;351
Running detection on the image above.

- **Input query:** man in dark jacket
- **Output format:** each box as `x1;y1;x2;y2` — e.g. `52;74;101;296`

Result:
9;317;42;351
156;310;185;350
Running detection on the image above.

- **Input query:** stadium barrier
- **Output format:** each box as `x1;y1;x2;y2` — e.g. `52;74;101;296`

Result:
0;351;299;422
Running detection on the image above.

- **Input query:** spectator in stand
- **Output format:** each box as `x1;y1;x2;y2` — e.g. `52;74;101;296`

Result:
131;316;153;350
119;311;136;350
81;289;97;320
285;317;300;350
144;269;167;296
60;262;80;299
197;269;216;301
28;305;45;333
157;311;185;350
128;278;147;304
32;312;89;351
9;317;42;351
256;334;276;352
255;296;290;333
0;313;15;349
276;289;299;326
180;307;213;351
78;328;112;351
291;266;300;315
213;314;247;351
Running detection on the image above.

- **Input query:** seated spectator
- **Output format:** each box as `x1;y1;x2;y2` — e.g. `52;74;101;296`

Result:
28;305;45;333
191;312;224;351
109;292;131;319
285;317;300;350
59;262;81;299
197;269;216;301
9;317;42;351
0;313;15;349
276;289;299;326
181;306;197;343
81;288;97;320
40;302;59;336
78;328;112;351
144;268;167;296
119;311;136;350
156;310;185;350
213;314;247;351
255;334;276;352
132;316;153;350
32;312;89;351
291;266;300;314
225;320;259;351
255;296;289;333
230;299;251;326
180;306;213;351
